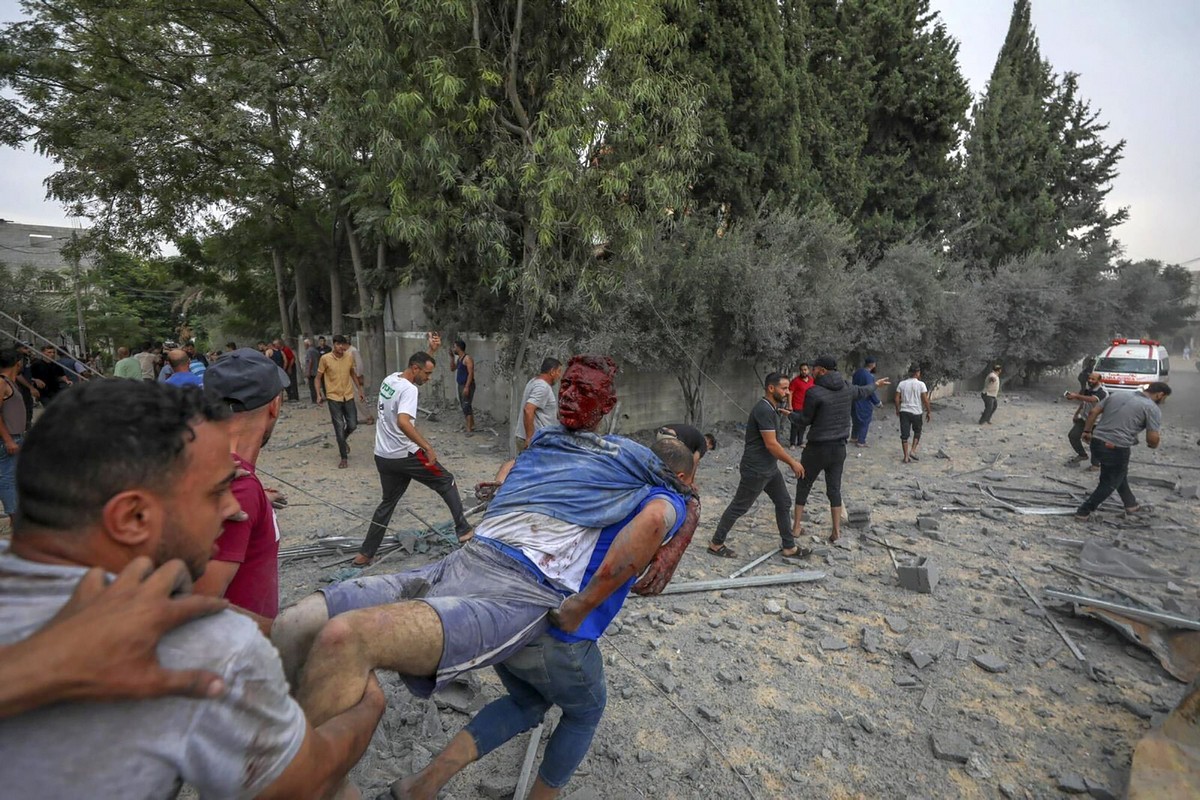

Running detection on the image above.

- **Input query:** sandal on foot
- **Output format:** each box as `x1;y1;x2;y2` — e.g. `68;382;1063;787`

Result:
707;545;738;559
781;546;812;558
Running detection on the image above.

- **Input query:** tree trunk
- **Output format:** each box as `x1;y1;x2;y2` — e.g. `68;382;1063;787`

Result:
294;258;315;344
329;224;344;335
364;241;387;385
270;247;293;342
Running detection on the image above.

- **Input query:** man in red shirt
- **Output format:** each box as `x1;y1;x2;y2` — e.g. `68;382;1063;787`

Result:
788;363;814;447
193;348;289;624
274;337;300;403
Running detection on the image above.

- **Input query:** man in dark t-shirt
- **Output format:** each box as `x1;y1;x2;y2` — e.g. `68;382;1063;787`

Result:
30;346;69;406
655;423;716;470
707;373;805;559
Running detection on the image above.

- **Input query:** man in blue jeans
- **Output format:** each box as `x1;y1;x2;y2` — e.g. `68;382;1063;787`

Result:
1075;382;1171;521
385;437;699;800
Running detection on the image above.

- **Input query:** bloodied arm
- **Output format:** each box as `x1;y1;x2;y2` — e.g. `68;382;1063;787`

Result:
549;498;678;632
631;493;700;596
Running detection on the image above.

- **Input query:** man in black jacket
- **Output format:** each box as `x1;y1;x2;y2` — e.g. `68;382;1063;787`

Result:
792;356;890;545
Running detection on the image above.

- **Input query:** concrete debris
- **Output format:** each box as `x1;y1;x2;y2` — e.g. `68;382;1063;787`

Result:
886;615;910;634
907;650;934;670
972;653;1008;673
929;732;971;763
861;627;882;654
786;599;810;615
1057;773;1088;793
697;706;721;722
763;599;783;615
821;637;850;652
897;556;939;593
916;515;940;531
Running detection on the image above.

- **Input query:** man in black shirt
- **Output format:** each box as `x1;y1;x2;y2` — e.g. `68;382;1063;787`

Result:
656;423;716;470
1066;373;1106;466
707;373;805;559
29;346;69;407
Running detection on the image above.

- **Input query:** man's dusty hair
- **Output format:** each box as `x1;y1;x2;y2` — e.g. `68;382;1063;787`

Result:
651;437;695;480
567;354;618;381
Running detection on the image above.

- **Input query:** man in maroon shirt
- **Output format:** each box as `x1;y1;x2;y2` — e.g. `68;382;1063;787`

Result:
788;363;814;447
193;348;289;624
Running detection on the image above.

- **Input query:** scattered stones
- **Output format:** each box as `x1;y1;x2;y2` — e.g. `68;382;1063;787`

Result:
477;773;518;799
697;706;721;722
916;515;940;531
999;781;1020;798
786;599;809;615
821;637;850;652
929;732;971;764
886;616;910;634
1166;581;1184;595
894;675;919;688
659;676;678;694
972;653;1009;674
1084;777;1118;800
1057;773;1088;794
856;714;877;734
861;627;882;654
907;650;934;670
763;600;783;615
965;753;992;780
955;641;970;662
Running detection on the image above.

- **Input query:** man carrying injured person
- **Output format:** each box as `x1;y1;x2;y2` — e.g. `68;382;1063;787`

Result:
383;435;699;799
272;355;699;735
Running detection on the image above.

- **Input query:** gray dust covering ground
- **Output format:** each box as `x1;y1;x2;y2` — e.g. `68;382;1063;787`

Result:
260;381;1200;800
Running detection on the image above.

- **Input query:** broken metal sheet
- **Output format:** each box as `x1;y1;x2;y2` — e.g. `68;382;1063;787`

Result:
649;570;826;596
1066;604;1200;683
1127;475;1180;491
980;487;1077;515
1128;677;1200;799
1078;540;1172;582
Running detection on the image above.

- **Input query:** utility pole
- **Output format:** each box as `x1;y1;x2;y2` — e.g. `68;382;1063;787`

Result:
70;230;87;355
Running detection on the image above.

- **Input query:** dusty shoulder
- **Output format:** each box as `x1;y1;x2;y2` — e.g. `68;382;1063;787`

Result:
155;608;276;675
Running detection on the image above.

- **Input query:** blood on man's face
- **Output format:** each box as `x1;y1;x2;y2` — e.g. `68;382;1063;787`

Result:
558;361;615;431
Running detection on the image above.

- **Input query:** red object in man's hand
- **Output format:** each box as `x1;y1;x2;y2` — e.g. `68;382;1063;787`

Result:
632;494;700;596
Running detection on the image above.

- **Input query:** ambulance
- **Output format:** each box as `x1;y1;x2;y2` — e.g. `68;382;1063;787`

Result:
1093;338;1170;392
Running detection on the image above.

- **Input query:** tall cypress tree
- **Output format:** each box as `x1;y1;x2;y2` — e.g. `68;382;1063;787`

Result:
678;0;803;219
955;0;1061;268
847;0;971;253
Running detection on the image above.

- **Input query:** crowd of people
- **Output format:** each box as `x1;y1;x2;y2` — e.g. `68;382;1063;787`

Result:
0;332;1176;798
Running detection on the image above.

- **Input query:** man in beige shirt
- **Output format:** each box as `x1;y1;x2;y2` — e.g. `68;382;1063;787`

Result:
317;335;365;468
979;364;1002;425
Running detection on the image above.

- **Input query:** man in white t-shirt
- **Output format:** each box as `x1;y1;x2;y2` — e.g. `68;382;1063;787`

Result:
513;357;563;452
341;351;472;573
893;366;931;464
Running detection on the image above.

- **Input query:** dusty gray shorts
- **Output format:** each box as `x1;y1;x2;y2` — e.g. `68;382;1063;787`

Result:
320;539;567;697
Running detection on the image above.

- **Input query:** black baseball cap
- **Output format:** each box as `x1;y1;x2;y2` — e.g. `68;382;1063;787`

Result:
815;355;837;370
205;348;289;412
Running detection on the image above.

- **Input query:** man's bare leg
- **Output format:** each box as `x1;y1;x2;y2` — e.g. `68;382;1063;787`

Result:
272;593;332;689
791;503;805;541
901;440;911;463
390;730;478;800
527;778;562;799
298;601;444;726
829;504;843;543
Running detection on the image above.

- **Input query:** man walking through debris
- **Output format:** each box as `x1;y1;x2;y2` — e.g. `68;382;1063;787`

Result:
979;364;1002;424
382;437;699;800
792;355;890;545
270;355;693;733
788;363;814;447
850;356;882;447
336;351;472;577
451;339;476;434
894;366;931;464
317;334;365;468
1066;373;1107;467
1074;382;1170;521
707;372;805;559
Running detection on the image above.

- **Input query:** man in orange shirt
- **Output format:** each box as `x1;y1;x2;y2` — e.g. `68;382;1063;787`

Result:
317;336;365;469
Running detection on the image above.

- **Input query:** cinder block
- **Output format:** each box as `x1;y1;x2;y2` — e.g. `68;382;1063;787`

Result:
916;515;940;531
1178;485;1200;500
897;556;939;594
